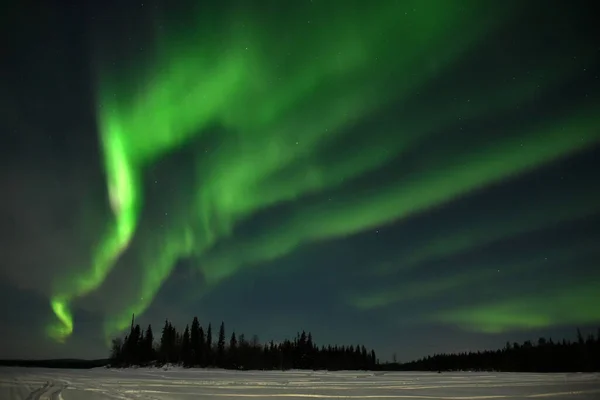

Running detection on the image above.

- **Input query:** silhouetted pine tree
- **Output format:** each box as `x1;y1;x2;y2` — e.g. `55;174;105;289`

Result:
141;324;154;364
110;337;123;364
360;346;368;369
217;322;226;367
198;325;206;366
126;324;141;365
206;323;213;366
159;320;177;364
229;331;238;368
190;317;201;366
181;325;191;366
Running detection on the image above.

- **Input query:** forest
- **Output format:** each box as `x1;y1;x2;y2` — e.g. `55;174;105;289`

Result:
110;318;377;370
389;329;600;373
110;318;600;372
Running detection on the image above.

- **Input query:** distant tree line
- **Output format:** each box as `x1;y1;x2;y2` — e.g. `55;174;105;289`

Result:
110;317;378;370
386;329;600;372
0;359;108;369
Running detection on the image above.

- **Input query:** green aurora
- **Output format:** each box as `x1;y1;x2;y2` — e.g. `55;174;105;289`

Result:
46;0;600;342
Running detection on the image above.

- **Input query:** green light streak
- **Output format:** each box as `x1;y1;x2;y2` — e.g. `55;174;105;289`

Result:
198;107;600;283
350;236;600;311
47;298;73;343
372;176;600;276
48;96;142;339
351;269;500;311
435;278;600;333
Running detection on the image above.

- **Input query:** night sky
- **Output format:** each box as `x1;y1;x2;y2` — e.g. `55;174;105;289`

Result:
2;0;599;362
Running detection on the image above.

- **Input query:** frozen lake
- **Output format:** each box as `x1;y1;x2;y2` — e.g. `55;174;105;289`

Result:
0;367;599;399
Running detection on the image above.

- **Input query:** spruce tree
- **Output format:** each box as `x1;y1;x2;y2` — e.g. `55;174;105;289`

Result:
138;330;145;364
206;323;213;366
198;325;206;366
229;331;238;368
361;346;368;369
181;325;191;366
128;324;141;365
217;322;226;367
144;324;154;363
190;317;200;366
370;349;377;368
110;337;123;364
160;320;171;363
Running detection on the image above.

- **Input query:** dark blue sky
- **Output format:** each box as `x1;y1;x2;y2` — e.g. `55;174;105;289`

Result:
1;0;599;361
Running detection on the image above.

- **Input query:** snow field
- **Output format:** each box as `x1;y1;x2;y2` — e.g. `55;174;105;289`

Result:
0;367;599;399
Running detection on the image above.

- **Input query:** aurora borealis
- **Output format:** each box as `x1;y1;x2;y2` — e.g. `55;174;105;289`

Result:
1;0;599;360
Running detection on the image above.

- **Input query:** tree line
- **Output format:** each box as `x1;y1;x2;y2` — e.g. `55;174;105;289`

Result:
110;317;378;370
389;328;600;372
110;319;600;372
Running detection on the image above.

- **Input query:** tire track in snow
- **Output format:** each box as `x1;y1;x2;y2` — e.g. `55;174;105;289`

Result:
24;380;67;400
25;381;51;400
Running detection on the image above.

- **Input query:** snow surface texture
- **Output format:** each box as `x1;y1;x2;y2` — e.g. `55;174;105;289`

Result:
0;367;599;399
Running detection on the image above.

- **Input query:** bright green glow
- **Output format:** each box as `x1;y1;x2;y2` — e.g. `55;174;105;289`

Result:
435;279;600;333
48;124;141;338
102;122;140;225
47;298;73;343
45;0;600;340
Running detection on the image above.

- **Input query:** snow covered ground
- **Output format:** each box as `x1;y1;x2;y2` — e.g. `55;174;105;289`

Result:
0;367;599;399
